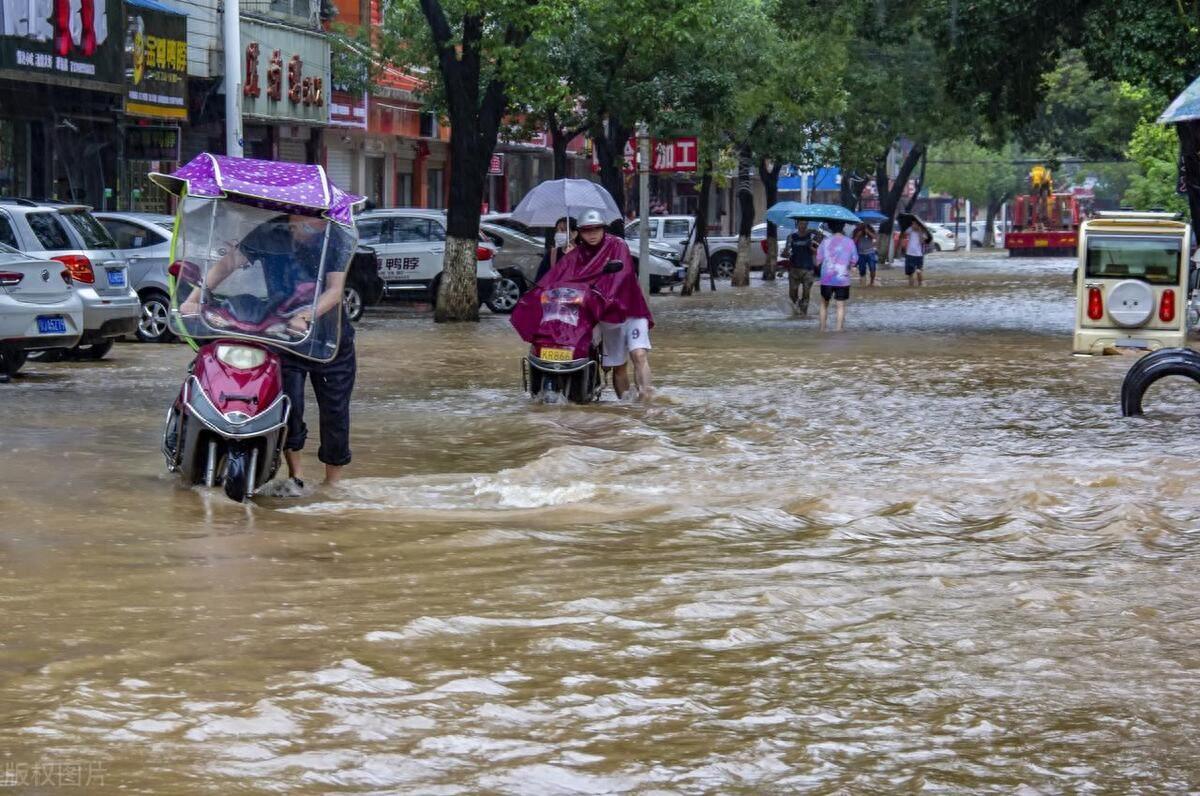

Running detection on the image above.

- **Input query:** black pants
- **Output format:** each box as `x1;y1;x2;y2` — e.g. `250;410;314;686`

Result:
282;326;356;467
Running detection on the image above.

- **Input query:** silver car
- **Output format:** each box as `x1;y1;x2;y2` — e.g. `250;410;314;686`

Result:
0;243;84;380
0;200;138;360
94;212;174;342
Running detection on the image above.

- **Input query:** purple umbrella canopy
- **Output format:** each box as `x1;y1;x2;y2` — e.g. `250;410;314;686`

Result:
150;153;365;226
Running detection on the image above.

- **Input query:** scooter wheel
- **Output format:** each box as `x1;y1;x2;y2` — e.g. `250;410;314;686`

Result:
223;447;252;502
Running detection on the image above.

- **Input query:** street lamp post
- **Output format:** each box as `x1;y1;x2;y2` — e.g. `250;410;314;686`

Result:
637;122;651;297
224;0;243;157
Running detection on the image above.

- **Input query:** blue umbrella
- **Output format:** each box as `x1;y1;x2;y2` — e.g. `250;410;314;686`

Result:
1160;74;1200;123
765;201;861;228
856;209;887;223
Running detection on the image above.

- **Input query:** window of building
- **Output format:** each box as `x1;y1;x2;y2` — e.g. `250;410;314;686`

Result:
419;113;438;139
426;168;445;208
396;173;413;207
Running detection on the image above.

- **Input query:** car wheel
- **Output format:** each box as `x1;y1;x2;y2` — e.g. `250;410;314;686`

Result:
77;340;114;361
137;290;173;343
343;283;365;323
485;276;523;314
934;242;944;252
712;253;736;279
26;348;64;363
1;349;27;375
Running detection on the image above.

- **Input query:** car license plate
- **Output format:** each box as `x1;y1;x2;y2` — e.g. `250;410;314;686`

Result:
539;347;574;362
106;268;126;287
37;315;66;334
1115;338;1150;349
1033;239;1049;247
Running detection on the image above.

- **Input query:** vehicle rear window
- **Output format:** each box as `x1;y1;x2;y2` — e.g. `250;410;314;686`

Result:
60;211;118;248
1085;235;1181;285
26;212;72;250
0;216;17;249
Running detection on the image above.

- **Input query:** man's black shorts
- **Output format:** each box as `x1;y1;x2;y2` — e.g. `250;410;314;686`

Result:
820;284;850;302
904;254;925;276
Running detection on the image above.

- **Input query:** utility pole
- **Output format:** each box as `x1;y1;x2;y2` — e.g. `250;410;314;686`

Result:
965;198;973;252
223;0;243;157
637;121;651;297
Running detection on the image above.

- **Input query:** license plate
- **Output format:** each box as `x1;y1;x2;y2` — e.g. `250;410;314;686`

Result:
539;347;574;362
1033;239;1049;247
1115;338;1150;349
106;269;126;287
37;315;66;334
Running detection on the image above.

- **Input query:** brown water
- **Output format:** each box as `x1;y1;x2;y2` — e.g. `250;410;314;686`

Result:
3;255;1200;793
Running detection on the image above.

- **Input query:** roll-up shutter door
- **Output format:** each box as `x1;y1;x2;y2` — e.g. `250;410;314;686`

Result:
278;138;308;164
325;147;354;191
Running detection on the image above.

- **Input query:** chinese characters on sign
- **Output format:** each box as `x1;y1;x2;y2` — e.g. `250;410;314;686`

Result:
0;0;123;88
125;125;180;160
590;136;700;174
244;44;323;106
125;3;187;119
240;21;330;125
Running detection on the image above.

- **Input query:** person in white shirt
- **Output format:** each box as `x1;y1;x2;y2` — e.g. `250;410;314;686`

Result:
899;216;931;287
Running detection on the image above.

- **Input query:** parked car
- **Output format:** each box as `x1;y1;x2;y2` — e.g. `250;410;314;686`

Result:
94;211;174;342
356;209;504;312
0;199;138;359
479;221;543;312
625;216;785;278
950;220;1005;248
342;245;386;322
0;242;84;378
923;222;960;252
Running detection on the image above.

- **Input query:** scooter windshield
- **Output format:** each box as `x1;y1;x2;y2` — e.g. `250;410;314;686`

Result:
169;196;355;362
541;286;586;326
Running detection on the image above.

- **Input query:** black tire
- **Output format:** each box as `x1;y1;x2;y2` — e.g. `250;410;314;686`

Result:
711;253;736;279
77;340;114;360
429;274;441;306
137;290;173;343
3;349;27;375
486;276;523;314
1120;347;1200;416
343;283;365;323
222;447;252;503
26;348;64;363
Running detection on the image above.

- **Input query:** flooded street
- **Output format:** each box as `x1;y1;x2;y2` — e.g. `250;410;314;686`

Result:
4;254;1200;793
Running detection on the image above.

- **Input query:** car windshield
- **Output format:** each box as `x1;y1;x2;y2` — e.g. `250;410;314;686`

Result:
60;211;118;248
1085;235;1182;285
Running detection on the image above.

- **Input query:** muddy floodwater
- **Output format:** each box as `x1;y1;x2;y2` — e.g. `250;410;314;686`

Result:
4;255;1200;793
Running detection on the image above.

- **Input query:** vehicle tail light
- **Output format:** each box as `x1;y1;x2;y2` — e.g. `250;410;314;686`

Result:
1087;287;1104;321
1160;289;1176;323
60;269;72;286
0;271;24;287
476;246;493;261
760;240;769;253
52;254;94;284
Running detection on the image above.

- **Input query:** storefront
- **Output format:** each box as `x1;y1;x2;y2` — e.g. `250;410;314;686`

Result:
122;0;188;211
239;17;329;164
0;0;125;204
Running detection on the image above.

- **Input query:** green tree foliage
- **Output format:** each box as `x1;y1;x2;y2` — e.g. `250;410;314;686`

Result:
1124;119;1189;214
926;138;1025;244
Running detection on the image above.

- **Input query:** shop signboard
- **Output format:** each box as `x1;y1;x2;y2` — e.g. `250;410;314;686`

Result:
0;0;124;90
125;124;179;160
329;89;367;128
240;18;330;125
124;0;187;119
591;136;699;174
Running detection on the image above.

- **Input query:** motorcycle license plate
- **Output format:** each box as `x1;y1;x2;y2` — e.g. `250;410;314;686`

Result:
106;269;126;287
539;347;574;362
36;315;66;334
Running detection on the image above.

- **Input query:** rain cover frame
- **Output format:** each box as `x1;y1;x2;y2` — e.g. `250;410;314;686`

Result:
168;195;353;362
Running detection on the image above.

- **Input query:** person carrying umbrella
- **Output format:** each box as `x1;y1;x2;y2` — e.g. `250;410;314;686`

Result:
786;219;820;315
898;214;932;287
815;220;858;332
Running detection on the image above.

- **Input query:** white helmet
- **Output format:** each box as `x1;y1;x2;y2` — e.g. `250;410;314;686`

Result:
577;208;607;229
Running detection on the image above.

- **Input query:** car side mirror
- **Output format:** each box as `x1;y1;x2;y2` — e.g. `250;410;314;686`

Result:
603;260;623;274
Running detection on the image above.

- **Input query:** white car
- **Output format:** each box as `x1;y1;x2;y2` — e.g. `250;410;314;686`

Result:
923;223;960;252
625;216;786;278
0;243;84;379
356;209;504;311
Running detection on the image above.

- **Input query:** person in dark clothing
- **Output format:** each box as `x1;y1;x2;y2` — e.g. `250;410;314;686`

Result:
787;219;820;315
535;217;578;284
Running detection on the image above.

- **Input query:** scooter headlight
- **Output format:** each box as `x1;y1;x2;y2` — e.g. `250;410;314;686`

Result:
216;344;267;370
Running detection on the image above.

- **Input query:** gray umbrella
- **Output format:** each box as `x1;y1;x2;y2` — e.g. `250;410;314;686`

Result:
509;179;622;228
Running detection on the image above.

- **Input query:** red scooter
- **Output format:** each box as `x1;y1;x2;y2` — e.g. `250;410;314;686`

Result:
151;153;362;502
521;260;622;403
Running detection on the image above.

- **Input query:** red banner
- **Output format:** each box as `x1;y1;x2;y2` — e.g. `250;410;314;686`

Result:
328;90;367;128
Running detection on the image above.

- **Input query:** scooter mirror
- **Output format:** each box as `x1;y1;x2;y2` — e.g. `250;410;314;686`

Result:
603;260;623;273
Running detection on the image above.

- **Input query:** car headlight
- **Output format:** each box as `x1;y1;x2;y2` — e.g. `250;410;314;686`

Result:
216;344;267;370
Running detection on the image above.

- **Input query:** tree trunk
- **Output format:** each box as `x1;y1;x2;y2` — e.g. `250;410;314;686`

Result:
591;116;631;231
839;168;867;210
876;143;926;264
1176;122;1200;234
548;110;570;179
759;159;782;281
732;147;754;287
682;164;713;295
903;149;927;213
983;194;1006;248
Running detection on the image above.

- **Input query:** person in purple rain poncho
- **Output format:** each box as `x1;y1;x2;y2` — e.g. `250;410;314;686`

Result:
511;209;655;399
